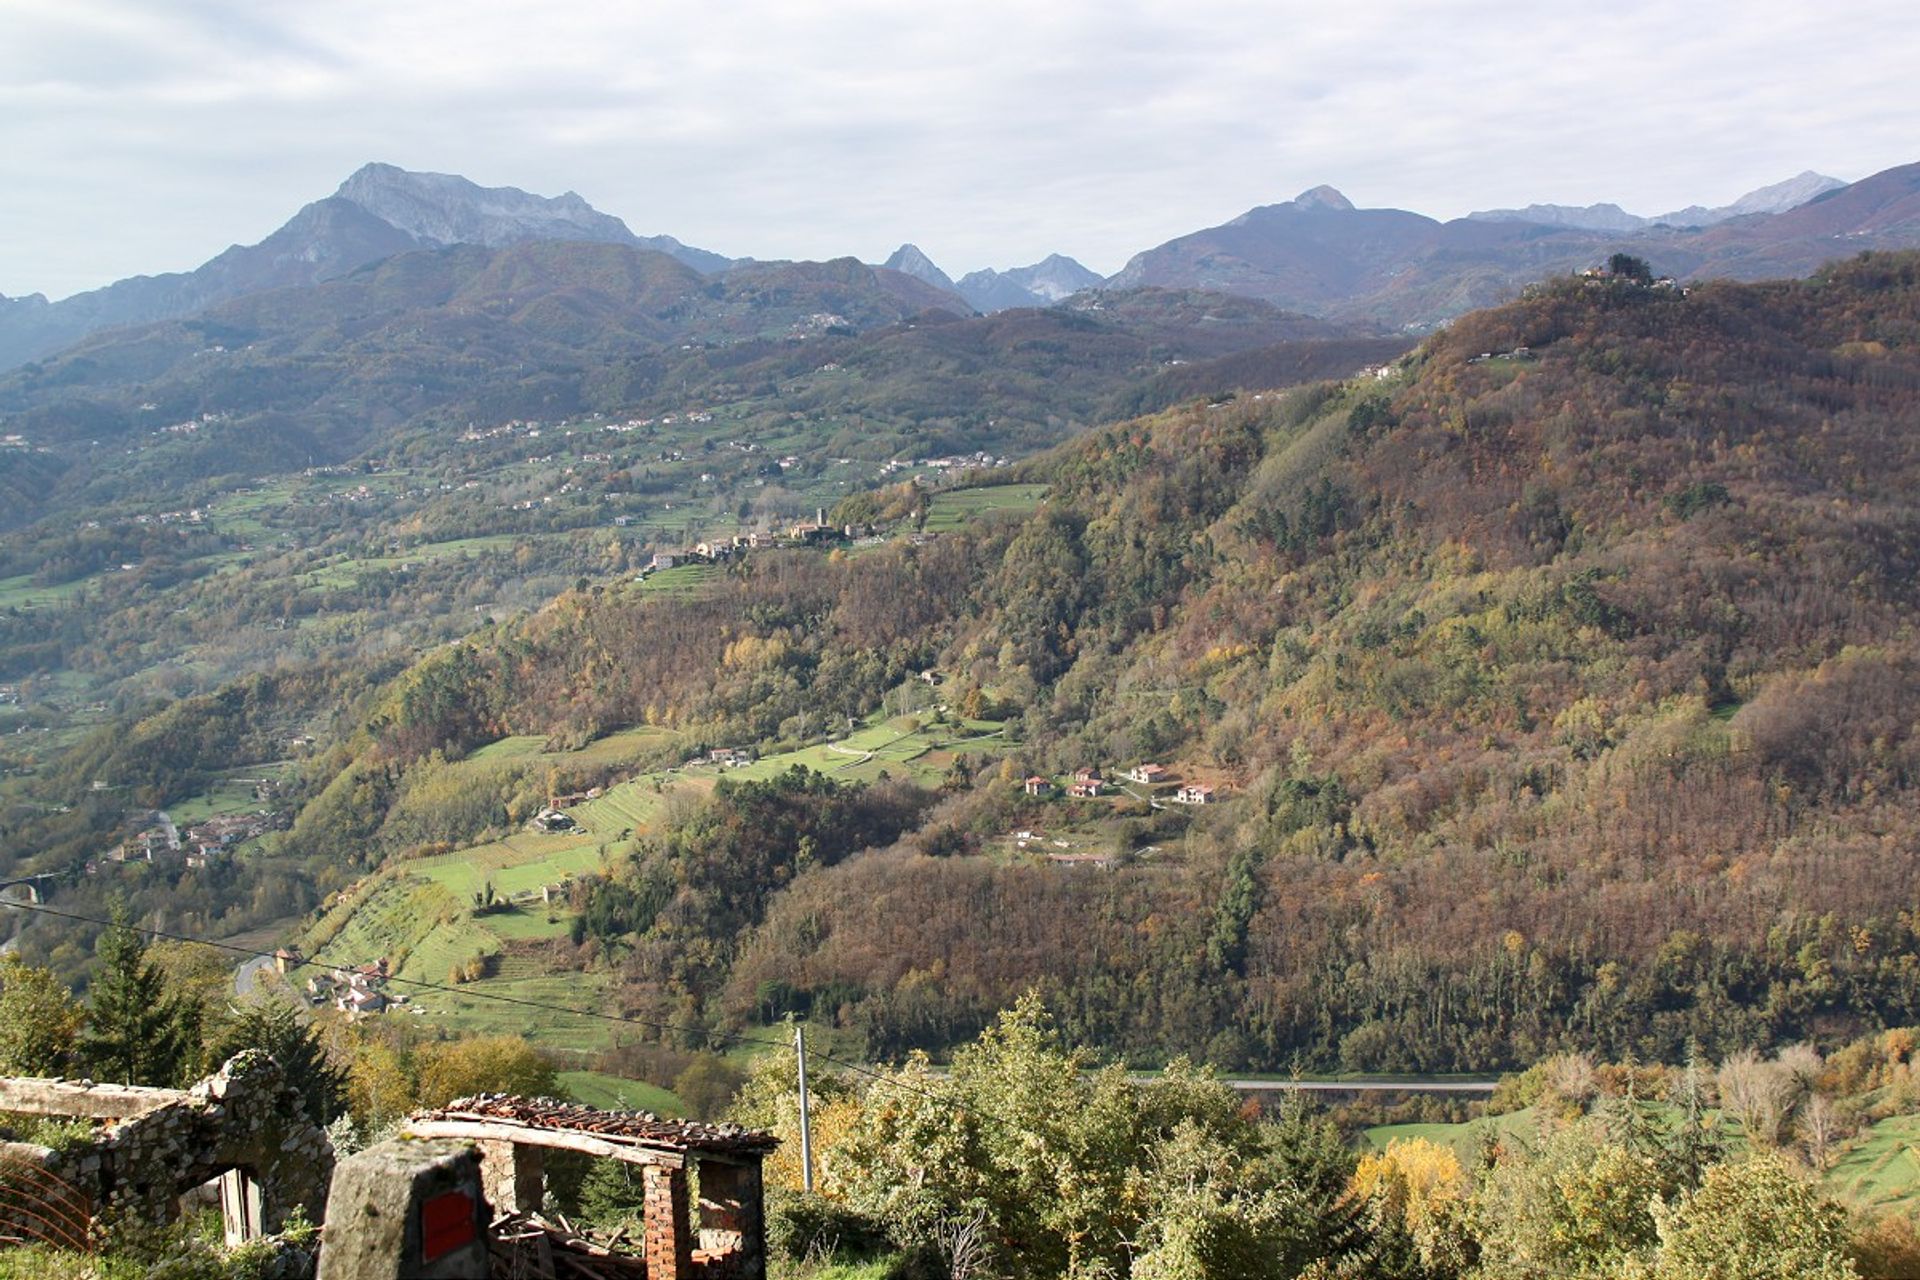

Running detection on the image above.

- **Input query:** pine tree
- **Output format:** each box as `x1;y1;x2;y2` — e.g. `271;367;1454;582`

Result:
206;1000;347;1125
79;906;198;1086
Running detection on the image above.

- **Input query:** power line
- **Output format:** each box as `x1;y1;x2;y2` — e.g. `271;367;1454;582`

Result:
3;897;1041;1139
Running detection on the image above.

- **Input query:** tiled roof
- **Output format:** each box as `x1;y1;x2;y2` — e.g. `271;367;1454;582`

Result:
412;1094;779;1156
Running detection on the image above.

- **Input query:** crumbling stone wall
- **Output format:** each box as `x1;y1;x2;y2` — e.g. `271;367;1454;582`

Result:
0;1051;332;1243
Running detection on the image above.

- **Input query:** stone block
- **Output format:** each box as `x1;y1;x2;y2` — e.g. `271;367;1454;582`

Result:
316;1138;489;1280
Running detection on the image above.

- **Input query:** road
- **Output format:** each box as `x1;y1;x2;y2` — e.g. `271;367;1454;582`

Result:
234;953;276;997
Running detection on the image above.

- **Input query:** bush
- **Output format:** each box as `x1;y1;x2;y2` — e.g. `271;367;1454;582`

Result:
766;1190;894;1263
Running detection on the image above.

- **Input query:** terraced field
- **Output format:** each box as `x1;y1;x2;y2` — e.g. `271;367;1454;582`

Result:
411;832;611;901
306;714;1005;1050
569;784;667;837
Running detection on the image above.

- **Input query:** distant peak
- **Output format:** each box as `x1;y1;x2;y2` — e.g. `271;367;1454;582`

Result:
1292;185;1355;212
885;243;934;267
882;243;956;291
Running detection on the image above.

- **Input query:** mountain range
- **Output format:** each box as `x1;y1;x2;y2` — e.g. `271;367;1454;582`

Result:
1467;170;1847;233
1108;164;1920;328
6;160;1920;374
884;244;1105;313
0;164;736;370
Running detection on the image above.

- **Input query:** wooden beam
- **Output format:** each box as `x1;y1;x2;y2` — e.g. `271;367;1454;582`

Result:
404;1119;685;1169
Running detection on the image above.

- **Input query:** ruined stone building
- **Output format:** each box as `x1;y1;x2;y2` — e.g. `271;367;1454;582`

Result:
0;1051;332;1248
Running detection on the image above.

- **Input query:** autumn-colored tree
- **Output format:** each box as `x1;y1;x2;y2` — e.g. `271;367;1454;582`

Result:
1647;1154;1856;1279
413;1035;558;1109
1351;1137;1474;1275
0;955;83;1076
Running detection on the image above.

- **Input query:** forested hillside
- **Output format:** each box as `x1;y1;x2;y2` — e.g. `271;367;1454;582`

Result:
166;250;1920;1075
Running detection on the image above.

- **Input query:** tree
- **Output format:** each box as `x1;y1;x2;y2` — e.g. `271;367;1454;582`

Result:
1471;1120;1663;1279
78;907;198;1087
147;939;237;1071
1648;1154;1857;1279
413;1035;558;1108
576;1159;649;1233
672;1052;747;1120
0;955;83;1076
1350;1138;1474;1276
206;1000;347;1125
1608;252;1654;283
346;1038;416;1128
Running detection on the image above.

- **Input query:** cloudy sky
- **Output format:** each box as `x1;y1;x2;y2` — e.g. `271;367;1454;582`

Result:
4;0;1917;299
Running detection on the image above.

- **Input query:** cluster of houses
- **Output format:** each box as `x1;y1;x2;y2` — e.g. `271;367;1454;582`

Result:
643;510;865;574
879;450;1010;476
1021;764;1217;806
95;807;288;874
529;808;578;834
307;958;404;1016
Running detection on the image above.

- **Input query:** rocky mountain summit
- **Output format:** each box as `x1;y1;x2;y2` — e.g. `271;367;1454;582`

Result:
0;165;733;370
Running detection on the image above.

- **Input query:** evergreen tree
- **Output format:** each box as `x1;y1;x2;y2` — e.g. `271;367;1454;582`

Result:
205;1000;347;1125
78;906;198;1086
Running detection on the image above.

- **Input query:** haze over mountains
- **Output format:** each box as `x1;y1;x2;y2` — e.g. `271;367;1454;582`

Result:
4;159;1920;375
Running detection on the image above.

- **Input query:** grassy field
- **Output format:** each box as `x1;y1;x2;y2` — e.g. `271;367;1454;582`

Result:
922;482;1049;532
411;970;622;1052
741;715;1011;788
639;563;724;594
469;734;550;761
0;572;100;610
1362;1107;1539;1156
557;1070;686;1116
1825;1113;1920;1211
168;764;292;823
411;832;611;900
299;533;529;589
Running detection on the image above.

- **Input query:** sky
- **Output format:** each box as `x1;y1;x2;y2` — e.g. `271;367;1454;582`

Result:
4;0;1918;300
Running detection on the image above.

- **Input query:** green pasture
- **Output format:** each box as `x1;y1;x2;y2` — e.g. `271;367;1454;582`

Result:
922;482;1048;532
557;1070;686;1117
0;573;99;610
297;533;529;589
412;970;621;1052
469;734;550;762
1826;1113;1920;1211
1362;1108;1539;1156
411;832;610;900
169;765;291;823
639;563;723;594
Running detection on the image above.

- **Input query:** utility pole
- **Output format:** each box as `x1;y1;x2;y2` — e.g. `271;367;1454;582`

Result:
794;1019;815;1193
